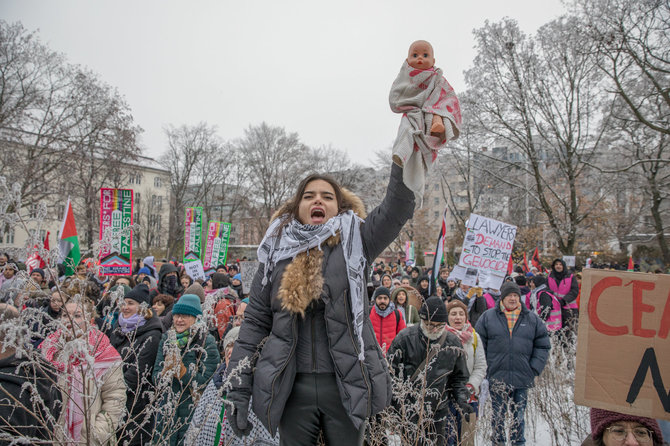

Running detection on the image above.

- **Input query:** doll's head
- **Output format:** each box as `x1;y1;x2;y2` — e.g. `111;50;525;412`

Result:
407;40;435;70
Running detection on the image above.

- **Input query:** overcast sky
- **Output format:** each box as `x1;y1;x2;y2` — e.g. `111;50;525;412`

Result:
2;0;566;165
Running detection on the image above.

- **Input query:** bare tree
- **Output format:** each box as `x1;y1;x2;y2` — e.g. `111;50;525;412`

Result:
465;17;609;255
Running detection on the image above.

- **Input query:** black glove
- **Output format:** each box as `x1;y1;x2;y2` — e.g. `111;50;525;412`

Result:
228;401;252;437
458;401;475;422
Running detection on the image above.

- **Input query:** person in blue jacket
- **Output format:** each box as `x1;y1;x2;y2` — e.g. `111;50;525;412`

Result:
475;281;550;446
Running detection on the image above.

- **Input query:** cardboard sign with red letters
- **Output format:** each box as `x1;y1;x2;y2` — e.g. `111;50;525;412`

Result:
575;269;670;420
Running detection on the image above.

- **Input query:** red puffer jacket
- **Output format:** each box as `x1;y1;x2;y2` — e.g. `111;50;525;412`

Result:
369;307;406;353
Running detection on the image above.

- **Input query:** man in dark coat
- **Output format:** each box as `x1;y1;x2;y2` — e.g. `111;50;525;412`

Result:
108;284;164;446
388;296;472;446
158;263;184;299
475;282;551;446
0;304;61;444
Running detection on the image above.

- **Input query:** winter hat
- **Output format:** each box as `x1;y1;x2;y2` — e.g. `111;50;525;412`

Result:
420;296;448;323
372;287;391;300
109;284;132;297
590;408;663;443
223;326;241;349
446;300;469;321
232;273;242;282
172;294;202;317
211;273;230;290
138;267;151;276
31;268;45;279
184;282;206;303
500;282;522;301
531;275;547;288
125;283;151;306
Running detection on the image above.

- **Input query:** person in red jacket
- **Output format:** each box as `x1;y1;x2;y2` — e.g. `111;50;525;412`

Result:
369;286;406;353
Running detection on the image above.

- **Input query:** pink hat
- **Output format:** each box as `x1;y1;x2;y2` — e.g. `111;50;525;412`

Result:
590;408;663;443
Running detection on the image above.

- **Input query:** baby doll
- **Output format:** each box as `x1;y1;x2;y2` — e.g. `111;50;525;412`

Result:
389;40;462;202
406;40;446;138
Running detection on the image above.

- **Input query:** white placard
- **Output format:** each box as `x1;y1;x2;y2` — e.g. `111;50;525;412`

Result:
563;255;576;268
184;259;206;281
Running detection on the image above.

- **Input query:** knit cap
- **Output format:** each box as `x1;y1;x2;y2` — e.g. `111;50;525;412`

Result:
125;283;151;306
446;300;469;321
232;273;242;282
184;282;206;303
500;282;521;301
590;408;663;443
372;287;391;300
172;294;202;317
138;267;151;276
109;284;132;297
31;268;45;279
419;296;448;323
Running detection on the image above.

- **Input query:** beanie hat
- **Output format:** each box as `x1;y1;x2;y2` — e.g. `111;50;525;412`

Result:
31;268;45;279
372;287;391;300
211;273;229;290
125;284;151;306
531;275;547;288
420;296;448;323
590;408;663;443
109;284;132;297
232;273;242;282
184;282;206;303
500;282;522;301
138;267;151;276
223;326;241;349
172;294;202;317
446;300;469;321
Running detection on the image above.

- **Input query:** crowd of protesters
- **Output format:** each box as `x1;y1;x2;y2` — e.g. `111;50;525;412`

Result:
0;245;667;445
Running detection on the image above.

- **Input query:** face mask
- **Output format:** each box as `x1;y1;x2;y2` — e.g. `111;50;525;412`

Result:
165;275;177;289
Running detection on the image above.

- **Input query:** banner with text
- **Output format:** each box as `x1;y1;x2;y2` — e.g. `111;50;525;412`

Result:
203;221;232;275
575;269;670;421
183;207;203;262
99;188;133;275
455;213;516;290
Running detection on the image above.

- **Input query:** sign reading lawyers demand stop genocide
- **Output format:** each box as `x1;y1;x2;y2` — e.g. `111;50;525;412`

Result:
455;213;516;290
575;269;670;421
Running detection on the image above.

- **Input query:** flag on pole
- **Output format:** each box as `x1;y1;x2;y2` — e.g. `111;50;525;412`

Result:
58;198;81;276
522;252;529;273
26;231;49;273
429;207;448;295
506;253;514;276
531;247;542;272
627;256;634;272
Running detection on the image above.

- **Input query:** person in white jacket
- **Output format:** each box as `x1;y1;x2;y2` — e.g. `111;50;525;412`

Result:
445;300;487;446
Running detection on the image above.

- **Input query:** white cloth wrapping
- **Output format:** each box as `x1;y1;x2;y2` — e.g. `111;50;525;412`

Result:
389;61;462;202
257;211;367;360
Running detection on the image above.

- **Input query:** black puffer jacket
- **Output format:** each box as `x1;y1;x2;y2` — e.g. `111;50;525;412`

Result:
227;164;414;434
387;324;470;416
108;313;163;446
0;353;62;442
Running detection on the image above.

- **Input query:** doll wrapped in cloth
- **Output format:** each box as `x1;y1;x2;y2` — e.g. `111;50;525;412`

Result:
389;40;461;203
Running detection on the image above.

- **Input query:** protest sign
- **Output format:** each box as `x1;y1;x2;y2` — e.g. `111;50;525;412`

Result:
405;241;415;262
184;259;206;282
240;261;260;295
183;207;203;262
456;214;516;289
99;188;133;275
563;255;576;268
575;269;670;421
203;221;231;274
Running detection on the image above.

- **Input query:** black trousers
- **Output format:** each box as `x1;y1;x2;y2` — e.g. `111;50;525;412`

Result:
279;373;365;446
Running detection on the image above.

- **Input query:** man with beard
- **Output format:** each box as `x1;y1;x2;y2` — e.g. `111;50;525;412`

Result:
369;287;405;353
388;296;472;445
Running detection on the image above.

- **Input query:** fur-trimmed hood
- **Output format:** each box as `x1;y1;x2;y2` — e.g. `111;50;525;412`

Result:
271;187;367;316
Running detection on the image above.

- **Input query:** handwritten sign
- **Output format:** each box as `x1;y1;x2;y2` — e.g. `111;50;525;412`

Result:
240;261;260;295
99;188;133;275
456;214;516;289
575;269;670;421
184;259;206;282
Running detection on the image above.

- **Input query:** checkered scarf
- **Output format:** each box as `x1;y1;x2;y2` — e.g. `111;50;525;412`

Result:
500;302;521;335
257;211;367;360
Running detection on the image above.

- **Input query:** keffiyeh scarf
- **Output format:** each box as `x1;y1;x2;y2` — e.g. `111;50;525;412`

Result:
258;211;367;360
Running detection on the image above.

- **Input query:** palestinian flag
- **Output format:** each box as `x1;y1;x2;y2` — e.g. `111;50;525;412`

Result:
58;198;81;276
